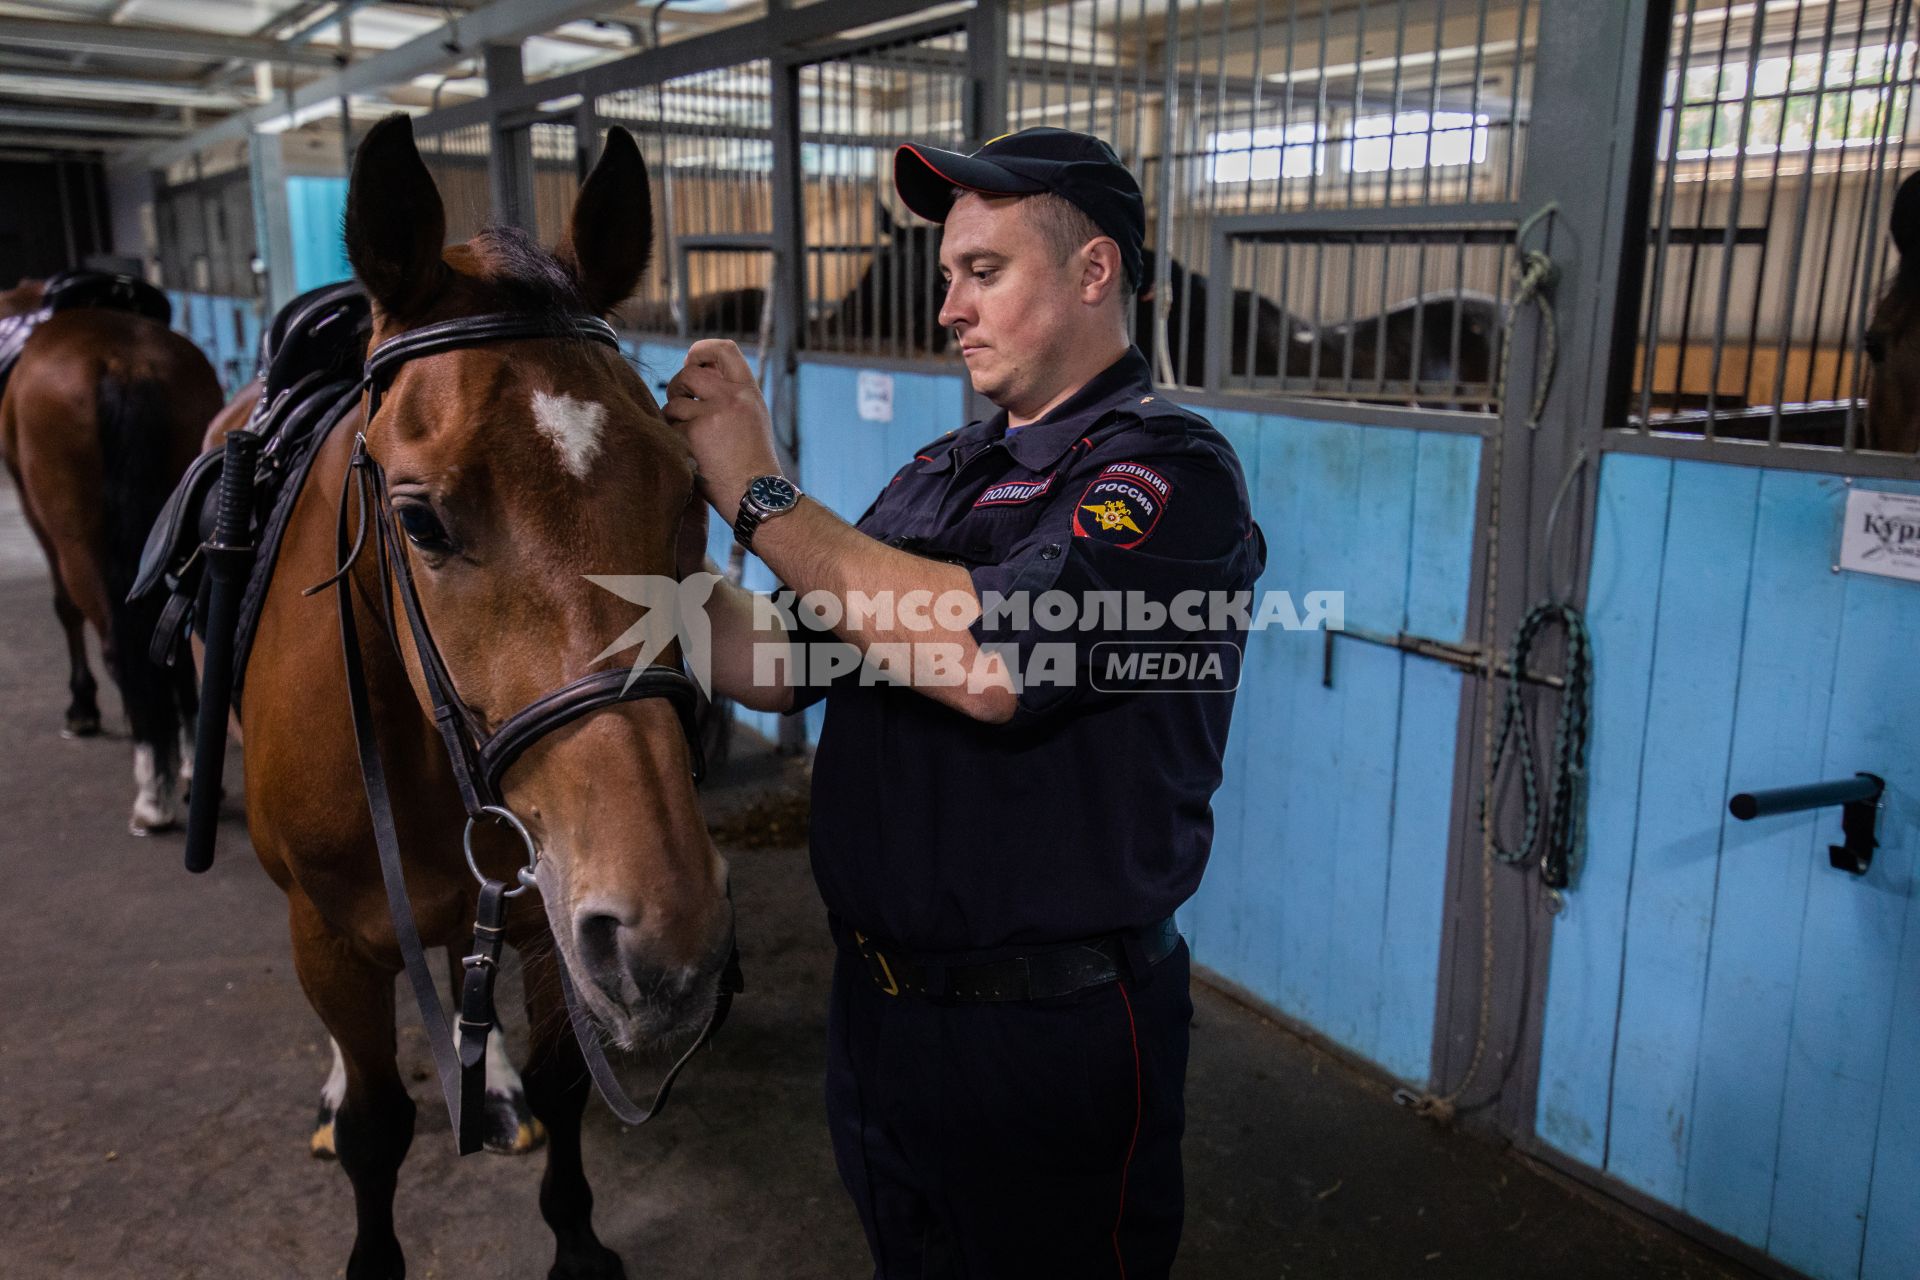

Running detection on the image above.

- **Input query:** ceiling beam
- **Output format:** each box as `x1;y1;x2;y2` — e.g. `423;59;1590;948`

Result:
0;106;187;136
0;129;132;152
0;13;341;67
135;0;647;169
425;0;956;136
0;71;255;109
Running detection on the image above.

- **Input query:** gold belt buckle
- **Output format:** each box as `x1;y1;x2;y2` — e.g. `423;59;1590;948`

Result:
852;931;901;997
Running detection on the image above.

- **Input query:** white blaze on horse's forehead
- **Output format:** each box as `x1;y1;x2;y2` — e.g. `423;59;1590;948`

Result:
530;389;606;480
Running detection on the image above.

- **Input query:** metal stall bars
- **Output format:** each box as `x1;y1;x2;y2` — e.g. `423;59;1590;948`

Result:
1003;0;1537;411
155;148;257;300
796;18;972;364
154;143;261;393
1623;0;1920;471
530;119;584;247
995;0;1161;358
415;122;495;247
598;60;777;345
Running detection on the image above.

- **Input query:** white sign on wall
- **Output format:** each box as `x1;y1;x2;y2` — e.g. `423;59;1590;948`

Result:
857;370;895;423
1836;486;1920;584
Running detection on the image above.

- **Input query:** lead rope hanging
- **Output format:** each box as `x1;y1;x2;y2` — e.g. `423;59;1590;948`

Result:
1398;203;1568;1124
1497;201;1562;430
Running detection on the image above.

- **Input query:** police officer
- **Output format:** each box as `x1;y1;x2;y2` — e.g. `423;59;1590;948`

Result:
664;127;1264;1278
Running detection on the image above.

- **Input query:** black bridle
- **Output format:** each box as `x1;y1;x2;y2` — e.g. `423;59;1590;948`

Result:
314;311;741;1155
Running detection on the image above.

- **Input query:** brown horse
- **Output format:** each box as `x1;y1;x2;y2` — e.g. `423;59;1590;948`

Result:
239;115;730;1278
201;368;550;1161
1864;171;1920;453
1;277;45;317
200;373;260;452
1;286;221;832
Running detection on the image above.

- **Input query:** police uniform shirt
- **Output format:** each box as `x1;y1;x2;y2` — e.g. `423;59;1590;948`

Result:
796;345;1266;954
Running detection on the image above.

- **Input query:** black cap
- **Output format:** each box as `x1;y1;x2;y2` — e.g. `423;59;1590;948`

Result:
894;127;1145;288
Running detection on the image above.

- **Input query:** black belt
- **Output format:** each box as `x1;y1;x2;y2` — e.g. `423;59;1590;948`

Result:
831;916;1181;1002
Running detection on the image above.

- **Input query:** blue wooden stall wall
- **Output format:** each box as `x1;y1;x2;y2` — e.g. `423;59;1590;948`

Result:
1536;454;1920;1280
784;353;1484;1084
1181;413;1480;1084
285;176;352;295
168;290;261;398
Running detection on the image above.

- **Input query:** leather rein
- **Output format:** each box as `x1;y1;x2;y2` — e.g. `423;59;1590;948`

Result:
311;310;742;1155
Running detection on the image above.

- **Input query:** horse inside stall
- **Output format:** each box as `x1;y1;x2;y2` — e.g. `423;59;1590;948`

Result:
0;278;221;832
663;214;1498;404
232;116;733;1278
1863;170;1920;453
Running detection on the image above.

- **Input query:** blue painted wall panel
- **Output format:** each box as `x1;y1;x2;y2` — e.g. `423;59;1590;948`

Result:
1768;562;1920;1280
1681;470;1847;1246
286;176;351;295
1607;461;1760;1207
1183;413;1481;1082
1539;458;1920;1280
168;292;259;396
1537;453;1674;1169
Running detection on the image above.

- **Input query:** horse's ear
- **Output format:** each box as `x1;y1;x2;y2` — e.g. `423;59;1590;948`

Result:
345;115;446;320
558;126;653;315
1893;172;1920;261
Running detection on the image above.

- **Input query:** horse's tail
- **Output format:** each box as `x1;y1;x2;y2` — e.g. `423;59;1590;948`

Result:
96;372;180;764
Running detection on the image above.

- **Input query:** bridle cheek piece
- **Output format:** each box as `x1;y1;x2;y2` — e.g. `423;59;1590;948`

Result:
318;312;740;1156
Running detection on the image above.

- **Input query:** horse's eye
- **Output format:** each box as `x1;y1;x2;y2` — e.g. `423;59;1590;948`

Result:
394;501;452;552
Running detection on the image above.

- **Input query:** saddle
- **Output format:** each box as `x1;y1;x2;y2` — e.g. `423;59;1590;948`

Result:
130;280;372;703
0;270;173;397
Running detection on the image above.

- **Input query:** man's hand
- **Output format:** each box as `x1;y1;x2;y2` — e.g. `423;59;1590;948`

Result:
662;339;783;516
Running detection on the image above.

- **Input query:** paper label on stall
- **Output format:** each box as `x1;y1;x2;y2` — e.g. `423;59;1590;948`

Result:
1837;487;1920;584
857;371;894;423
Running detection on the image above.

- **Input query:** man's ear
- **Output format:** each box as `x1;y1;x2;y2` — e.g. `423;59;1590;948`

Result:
1079;237;1126;305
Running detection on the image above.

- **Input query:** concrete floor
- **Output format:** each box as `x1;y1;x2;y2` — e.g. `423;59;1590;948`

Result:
0;480;1757;1279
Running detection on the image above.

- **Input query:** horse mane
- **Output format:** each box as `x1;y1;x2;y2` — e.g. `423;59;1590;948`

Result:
464;226;586;314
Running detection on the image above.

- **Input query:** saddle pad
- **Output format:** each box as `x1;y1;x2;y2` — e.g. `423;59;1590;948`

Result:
44;271;171;326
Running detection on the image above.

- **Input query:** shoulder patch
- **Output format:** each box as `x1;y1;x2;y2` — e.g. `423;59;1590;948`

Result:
1095;461;1171;502
1072;462;1170;548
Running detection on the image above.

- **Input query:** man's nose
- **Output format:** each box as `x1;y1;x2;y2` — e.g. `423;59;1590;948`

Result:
938;281;969;330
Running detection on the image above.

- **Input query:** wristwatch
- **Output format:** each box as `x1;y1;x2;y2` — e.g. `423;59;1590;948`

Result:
733;474;803;550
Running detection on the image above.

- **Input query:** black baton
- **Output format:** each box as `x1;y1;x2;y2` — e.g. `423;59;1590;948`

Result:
183;429;260;873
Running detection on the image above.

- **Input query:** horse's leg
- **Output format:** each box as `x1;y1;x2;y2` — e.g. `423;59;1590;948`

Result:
5;458;99;736
53;585;100;736
438;948;545;1156
289;894;414;1280
519;939;625;1280
172;645;199;794
310;1037;346;1160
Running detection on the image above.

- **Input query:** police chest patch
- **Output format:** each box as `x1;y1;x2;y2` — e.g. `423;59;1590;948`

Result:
972;473;1055;508
1072;464;1169;549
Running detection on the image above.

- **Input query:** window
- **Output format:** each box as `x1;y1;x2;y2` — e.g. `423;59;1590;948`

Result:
1345;112;1491;173
1208;123;1324;183
1666;43;1917;160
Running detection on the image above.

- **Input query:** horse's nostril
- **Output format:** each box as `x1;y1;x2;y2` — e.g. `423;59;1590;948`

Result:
575;913;623;974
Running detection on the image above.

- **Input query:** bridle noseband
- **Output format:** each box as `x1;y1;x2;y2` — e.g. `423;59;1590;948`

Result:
317;311;740;1155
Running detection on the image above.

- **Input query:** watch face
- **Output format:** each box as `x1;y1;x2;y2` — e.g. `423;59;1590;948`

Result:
749;474;798;512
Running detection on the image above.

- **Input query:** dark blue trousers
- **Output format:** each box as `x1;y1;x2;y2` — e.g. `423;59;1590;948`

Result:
825;938;1191;1279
